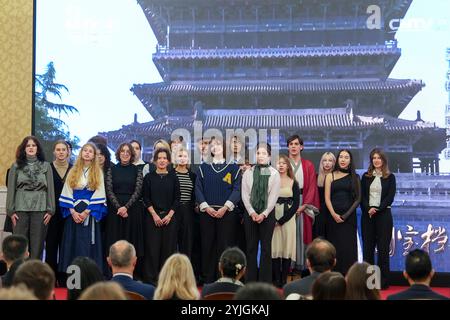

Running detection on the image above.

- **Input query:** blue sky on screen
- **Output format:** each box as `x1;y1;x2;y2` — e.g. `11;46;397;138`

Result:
36;0;450;170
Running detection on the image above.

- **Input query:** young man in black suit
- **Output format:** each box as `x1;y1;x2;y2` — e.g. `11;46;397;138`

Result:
387;249;449;300
108;240;155;300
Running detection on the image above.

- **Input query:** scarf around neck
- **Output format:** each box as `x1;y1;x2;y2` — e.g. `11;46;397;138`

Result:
250;164;271;213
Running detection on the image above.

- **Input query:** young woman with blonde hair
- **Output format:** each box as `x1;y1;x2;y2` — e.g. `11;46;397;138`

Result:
59;142;107;273
315;152;336;239
154;253;199;300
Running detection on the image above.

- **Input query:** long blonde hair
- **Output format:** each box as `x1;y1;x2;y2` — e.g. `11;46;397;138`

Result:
154;254;199;300
67;142;102;190
317;152;336;187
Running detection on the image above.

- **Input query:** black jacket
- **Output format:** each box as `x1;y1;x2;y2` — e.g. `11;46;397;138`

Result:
387;284;449;300
360;172;396;213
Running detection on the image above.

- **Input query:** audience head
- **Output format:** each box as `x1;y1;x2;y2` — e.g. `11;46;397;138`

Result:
345;262;381;300
67;256;104;300
78;282;127;300
107;240;137;271
234;282;282;300
218;247;246;281
154;253;199;300
1;234;29;265
404;249;434;284
305;238;336;273
0;284;38;300
312;272;346;300
12;260;55;300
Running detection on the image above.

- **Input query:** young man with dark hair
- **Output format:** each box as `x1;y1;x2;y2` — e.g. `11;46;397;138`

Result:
387;249;449;300
286;134;320;275
283;238;336;298
1;234;29;288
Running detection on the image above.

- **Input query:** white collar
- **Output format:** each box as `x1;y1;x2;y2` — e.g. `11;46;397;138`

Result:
216;277;244;286
113;272;133;279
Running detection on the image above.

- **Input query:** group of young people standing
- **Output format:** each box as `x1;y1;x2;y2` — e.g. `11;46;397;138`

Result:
5;133;396;289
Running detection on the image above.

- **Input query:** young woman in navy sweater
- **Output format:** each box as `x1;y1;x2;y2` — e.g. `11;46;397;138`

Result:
195;136;241;284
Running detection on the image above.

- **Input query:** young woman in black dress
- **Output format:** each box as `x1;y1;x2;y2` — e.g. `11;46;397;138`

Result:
324;149;360;275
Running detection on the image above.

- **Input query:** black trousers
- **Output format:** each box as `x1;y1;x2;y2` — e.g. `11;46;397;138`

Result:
200;210;237;284
143;212;178;285
177;203;195;258
244;212;276;283
45;210;65;283
361;208;393;287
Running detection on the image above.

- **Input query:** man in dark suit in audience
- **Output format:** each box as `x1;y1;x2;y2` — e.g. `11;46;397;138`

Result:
387;249;449;300
108;240;155;300
1;234;29;288
283;238;336;299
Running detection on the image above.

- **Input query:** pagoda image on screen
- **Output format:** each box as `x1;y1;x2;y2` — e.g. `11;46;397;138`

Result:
101;0;445;173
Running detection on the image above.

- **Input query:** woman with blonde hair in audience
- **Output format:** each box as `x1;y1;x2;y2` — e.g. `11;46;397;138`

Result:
315;152;336;239
345;262;381;300
78;282;127;300
154;253;199;300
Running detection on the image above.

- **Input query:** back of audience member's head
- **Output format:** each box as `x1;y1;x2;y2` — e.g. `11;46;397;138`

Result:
1;235;29;264
312;272;346;300
234;282;282;300
78;282;127;300
404;249;433;283
1;259;26;288
219;247;246;281
67;256;104;300
108;240;136;269
305;238;336;273
0;284;37;300
345;262;380;300
12;260;55;300
154;253;199;300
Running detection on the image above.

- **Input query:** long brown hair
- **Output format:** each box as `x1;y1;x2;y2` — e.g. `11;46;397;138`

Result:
277;154;294;180
366;148;391;178
345;262;381;300
15;136;46;169
67;143;102;190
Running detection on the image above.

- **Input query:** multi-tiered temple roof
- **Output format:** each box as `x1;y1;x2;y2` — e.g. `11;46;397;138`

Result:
102;0;445;172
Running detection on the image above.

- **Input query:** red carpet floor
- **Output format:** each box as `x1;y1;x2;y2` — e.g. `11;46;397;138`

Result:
55;286;450;300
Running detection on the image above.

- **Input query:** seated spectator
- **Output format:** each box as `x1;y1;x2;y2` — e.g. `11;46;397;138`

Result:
283;238;336;299
201;247;246;298
312;272;346;300
12;260;55;300
154;253;199;300
0;284;37;300
67;256;104;300
108;240;155;300
345;262;380;300
1;235;29;288
234;282;282;300
387;249;449;300
78;282;127;300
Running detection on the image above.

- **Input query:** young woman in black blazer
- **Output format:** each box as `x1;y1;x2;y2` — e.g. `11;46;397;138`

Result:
361;148;396;289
